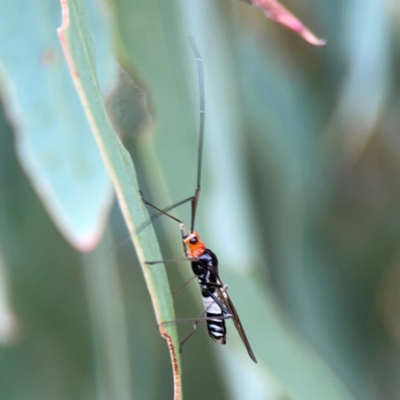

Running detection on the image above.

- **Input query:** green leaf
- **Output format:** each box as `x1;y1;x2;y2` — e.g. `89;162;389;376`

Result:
0;0;112;250
57;0;182;397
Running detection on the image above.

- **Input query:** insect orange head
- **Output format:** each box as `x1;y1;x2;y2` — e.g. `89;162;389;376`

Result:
183;232;206;258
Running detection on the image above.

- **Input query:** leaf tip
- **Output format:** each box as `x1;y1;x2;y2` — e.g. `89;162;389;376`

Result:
302;33;327;47
245;0;327;47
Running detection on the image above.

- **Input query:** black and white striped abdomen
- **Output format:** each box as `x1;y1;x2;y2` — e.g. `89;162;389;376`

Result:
202;295;226;345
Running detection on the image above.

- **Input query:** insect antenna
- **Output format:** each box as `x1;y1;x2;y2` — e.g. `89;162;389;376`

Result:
113;39;205;250
189;37;205;233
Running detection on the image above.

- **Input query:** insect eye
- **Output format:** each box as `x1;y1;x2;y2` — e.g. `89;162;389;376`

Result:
189;237;198;244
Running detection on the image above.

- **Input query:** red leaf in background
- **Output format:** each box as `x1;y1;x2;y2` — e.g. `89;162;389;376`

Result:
241;0;327;46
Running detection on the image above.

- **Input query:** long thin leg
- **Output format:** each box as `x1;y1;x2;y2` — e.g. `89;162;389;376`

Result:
165;309;207;352
140;190;183;225
160;283;233;351
161;311;205;327
137;195;194;236
179;312;235;351
161;312;233;351
140;192;191;256
171;278;224;299
172;275;197;296
145;257;196;265
113;195;195;253
180;287;231;351
160;313;232;327
179;319;206;350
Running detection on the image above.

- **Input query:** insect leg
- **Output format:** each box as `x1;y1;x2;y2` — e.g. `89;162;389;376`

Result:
139;190;184;225
160;312;233;352
136;195;194;236
172;275;197;296
145;257;196;265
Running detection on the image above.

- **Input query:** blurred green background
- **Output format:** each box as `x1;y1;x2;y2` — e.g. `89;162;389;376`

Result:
1;0;399;399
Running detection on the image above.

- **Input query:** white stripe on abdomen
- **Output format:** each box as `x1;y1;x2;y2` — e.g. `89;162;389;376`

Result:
202;295;221;315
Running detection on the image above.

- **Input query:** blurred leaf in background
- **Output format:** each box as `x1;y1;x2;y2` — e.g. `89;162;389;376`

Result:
0;0;400;399
0;0;114;251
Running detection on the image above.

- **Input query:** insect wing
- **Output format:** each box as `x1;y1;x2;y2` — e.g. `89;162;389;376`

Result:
213;271;257;363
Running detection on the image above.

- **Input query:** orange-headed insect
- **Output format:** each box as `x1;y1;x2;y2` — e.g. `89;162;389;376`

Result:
140;39;257;363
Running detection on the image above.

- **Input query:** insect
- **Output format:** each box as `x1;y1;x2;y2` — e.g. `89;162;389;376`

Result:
139;38;257;364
